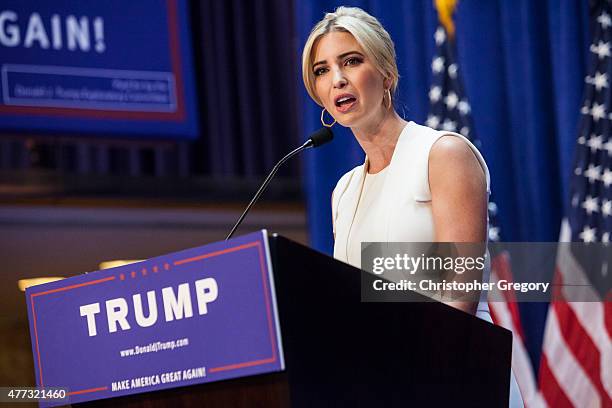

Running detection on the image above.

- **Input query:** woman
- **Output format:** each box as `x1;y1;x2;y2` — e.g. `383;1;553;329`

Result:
302;6;488;315
301;7;523;407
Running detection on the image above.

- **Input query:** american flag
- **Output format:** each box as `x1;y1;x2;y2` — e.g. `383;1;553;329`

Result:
538;1;612;406
426;22;538;406
426;25;501;242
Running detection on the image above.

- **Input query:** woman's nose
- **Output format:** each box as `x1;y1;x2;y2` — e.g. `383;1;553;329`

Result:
332;67;347;88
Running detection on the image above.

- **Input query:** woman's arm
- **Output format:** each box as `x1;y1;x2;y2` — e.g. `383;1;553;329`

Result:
429;135;488;314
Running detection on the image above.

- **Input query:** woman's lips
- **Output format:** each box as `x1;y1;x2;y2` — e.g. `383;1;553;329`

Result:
335;98;357;113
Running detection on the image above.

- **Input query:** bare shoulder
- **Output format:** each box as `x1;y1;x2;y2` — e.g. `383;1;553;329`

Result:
429;135;484;179
430;135;476;166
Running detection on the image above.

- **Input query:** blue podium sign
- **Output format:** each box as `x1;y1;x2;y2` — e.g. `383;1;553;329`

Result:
0;0;198;138
25;231;284;407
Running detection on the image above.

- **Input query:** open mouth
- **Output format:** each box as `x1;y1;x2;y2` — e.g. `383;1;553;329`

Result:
334;94;357;112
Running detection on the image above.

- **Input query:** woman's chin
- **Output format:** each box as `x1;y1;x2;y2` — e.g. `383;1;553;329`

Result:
338;117;369;130
334;119;351;127
334;112;362;128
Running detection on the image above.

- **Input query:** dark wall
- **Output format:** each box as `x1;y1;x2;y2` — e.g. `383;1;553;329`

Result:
192;0;301;178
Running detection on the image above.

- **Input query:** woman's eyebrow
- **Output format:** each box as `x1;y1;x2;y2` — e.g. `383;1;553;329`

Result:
313;51;364;69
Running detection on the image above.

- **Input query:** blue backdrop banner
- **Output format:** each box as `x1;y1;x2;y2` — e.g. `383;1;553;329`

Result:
0;0;198;139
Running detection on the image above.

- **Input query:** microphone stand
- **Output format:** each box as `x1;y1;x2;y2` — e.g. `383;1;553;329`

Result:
225;139;314;240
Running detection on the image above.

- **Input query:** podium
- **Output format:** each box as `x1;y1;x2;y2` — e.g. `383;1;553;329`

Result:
71;233;511;407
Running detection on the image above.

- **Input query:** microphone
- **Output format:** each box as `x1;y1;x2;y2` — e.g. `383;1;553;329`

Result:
306;127;335;148
225;127;334;240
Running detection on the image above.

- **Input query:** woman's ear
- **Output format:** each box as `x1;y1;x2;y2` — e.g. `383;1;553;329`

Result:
383;75;392;90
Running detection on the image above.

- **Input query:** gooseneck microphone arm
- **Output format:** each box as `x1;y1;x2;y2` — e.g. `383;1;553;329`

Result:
225;128;333;240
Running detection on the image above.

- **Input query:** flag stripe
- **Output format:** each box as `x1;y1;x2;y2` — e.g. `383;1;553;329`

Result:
489;296;538;406
567;301;612;397
491;252;526;341
608;302;612;338
539;353;574;408
553;298;611;405
489;260;539;406
566;297;611;346
540;306;601;406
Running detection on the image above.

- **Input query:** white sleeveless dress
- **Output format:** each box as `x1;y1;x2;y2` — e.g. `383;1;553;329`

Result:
332;120;491;313
331;121;523;407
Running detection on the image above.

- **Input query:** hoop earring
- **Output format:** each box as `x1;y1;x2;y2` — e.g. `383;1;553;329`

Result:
385;89;392;109
321;108;336;127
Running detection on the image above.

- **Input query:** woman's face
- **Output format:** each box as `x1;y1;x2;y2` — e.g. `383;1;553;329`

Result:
312;31;387;128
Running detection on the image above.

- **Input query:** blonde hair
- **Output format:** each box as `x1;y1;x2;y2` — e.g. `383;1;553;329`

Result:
301;6;399;107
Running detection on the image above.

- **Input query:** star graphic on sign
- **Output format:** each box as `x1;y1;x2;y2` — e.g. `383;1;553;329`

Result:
603;232;610;244
444;92;459;109
441;119;457;131
591;41;611;59
458;100;471;115
591;102;606;121
604;140;612;155
581;104;590;115
582;196;599;215
602;199;612;217
602;168;612;187
579;225;597;243
432;56;445;73
429;86;442;102
575;166;583;176
593;72;609;90
448;63;458;79
426;114;440;129
598;12;612;29
434;27;446;45
584;164;601;183
578;135;586;144
587;134;603;152
460;127;470;137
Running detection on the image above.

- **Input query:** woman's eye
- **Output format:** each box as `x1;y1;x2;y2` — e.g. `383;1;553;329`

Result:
314;67;328;76
345;57;362;66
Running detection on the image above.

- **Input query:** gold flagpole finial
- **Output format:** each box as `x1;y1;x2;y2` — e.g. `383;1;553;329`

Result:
434;0;458;38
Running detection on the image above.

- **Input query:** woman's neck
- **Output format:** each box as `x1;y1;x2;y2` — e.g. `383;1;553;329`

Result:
351;110;408;174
